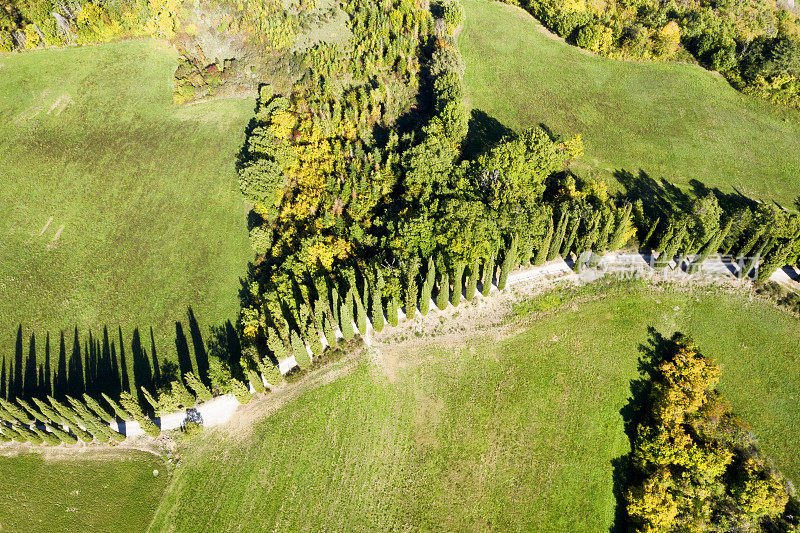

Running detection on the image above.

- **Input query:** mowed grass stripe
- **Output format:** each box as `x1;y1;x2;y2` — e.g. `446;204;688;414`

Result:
0;40;253;359
150;290;800;531
459;0;800;204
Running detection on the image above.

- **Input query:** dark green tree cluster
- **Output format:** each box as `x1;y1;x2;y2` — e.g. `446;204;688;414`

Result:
630;179;800;279
513;0;800;110
622;332;798;531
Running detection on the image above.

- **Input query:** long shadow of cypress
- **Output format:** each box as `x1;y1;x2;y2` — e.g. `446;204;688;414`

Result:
2;310;242;404
609;327;677;533
187;308;209;385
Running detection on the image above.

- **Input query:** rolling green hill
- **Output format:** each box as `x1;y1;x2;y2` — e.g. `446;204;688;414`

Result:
459;0;800;205
150;288;800;531
0;40;252;361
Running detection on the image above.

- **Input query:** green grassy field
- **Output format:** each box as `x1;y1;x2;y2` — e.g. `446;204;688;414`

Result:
149;288;800;531
0;40;253;361
459;0;800;205
0;449;167;532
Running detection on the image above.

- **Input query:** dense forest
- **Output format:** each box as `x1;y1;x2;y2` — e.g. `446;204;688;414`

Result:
505;0;800;110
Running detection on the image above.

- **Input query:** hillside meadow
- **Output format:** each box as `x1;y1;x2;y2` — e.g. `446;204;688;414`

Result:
150;288;800;531
0;40;253;362
459;0;800;205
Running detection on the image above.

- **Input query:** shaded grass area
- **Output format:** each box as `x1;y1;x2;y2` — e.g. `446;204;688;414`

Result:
0;449;167;532
0;40;253;363
459;0;800;205
150;287;800;531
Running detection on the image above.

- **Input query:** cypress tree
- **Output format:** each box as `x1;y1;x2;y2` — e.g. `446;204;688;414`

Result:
356;298;368;335
0;398;31;424
737;226;767;260
608;203;634;252
451;261;465;307
0;431;10;443
231;379;251;404
371;278;385;332
659;222;688;270
561;216;580;258
35;427;61;446
47;423;77;444
575;212;601;274
388;296;400;327
436;272;449;310
120;391;159;437
404;260;420;320
535;215;554;266
248;369;265;393
548;211;568;261
340;292;355;340
17;425;43;444
481;252;495;297
741;238;770;279
518;235;534;267
292;331;311;367
33;397;64;425
498;234;519;290
267;327;288;360
82;394;113;422
419;257;435;315
3;425;26;443
308;329;324;356
596;212;614;254
16;398;48;425
758;238;795;282
689;220;732;273
465;258;479;301
322;310;338;344
641;216;660;250
101;392;131;420
184;372;212;402
256;358;282;387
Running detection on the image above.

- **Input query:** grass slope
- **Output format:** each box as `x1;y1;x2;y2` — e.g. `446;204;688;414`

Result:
0;449;167;532
150;288;800;531
0;40;252;359
459;0;800;205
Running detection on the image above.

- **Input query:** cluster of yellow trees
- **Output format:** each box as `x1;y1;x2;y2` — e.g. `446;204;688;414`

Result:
625;333;795;531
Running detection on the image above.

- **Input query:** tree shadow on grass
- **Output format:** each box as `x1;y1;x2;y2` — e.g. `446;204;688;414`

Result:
609;326;679;533
2;308;242;411
461;109;514;160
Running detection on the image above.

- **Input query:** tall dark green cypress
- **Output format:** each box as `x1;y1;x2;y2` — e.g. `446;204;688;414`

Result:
450;261;465;307
465;258;479;301
608;203;633;252
371;279;385;332
535;214;554;266
547;211;567;261
436;272;449;310
498;234;518;290
689;219;731;273
659;222;687;270
403;260;420;320
481;252;495;297
561;215;580;258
